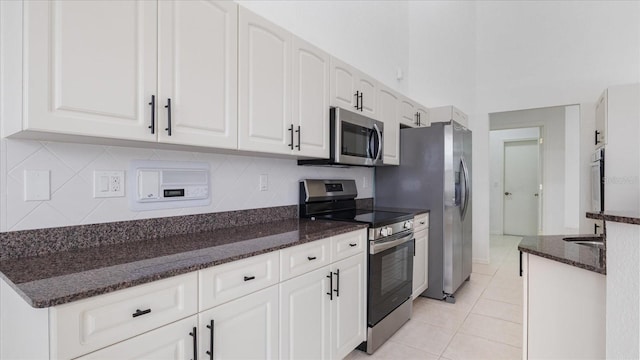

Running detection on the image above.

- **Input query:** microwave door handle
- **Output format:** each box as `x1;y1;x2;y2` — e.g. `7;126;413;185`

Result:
373;123;383;161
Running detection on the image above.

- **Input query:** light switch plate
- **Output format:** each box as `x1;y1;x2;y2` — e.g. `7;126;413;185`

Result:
24;170;50;201
93;171;125;198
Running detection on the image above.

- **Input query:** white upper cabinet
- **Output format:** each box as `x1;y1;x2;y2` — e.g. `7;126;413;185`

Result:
13;0;240;149
330;57;378;119
238;8;292;155
21;0;158;141
292;36;330;158
399;97;429;128
157;0;238;149
430;105;469;128
378;84;400;165
595;89;607;147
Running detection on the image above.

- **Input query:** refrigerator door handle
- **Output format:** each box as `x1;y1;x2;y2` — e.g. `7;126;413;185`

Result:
461;157;470;219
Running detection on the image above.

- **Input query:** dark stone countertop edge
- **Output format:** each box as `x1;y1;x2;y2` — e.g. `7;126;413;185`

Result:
518;244;606;275
1;222;368;308
518;234;606;275
587;211;640;225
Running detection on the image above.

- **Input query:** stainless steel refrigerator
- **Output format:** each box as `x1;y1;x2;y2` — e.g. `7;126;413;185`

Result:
375;121;472;302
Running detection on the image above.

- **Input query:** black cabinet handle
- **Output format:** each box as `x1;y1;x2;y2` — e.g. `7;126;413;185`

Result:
418;112;421;126
244;275;255;281
288;124;294;150
333;269;340;297
132;308;151;318
189;326;198;360
206;320;214;360
307;256;317;261
519;251;523;277
148;95;155;134
595;223;600;234
354;91;360;110
164;98;172;136
595;130;600;145
358;92;363;111
349;243;357;247
415;112;420;126
326;271;333;300
295;126;301;150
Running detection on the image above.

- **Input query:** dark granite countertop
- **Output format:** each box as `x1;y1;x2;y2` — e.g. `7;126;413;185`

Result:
518;235;606;275
587;211;640;225
0;219;367;308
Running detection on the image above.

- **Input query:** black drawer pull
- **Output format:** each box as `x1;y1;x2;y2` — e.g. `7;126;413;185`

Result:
148;95;155;134
164;98;172;136
327;272;333;300
244;276;255;281
333;269;340;297
307;256;317;261
349;243;357;247
132;308;151;318
206;319;214;359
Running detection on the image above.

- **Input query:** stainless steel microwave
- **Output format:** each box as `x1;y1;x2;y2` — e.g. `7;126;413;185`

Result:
299;107;384;167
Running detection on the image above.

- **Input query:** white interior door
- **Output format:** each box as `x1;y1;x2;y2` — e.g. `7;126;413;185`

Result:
504;140;539;235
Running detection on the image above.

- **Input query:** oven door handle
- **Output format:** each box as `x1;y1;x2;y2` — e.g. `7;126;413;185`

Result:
371;233;414;255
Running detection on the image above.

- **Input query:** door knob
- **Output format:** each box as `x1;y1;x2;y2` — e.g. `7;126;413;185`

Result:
534;193;539;197
504;192;512;196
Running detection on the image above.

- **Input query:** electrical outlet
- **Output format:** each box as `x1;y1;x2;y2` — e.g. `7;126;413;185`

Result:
259;174;268;191
94;171;125;198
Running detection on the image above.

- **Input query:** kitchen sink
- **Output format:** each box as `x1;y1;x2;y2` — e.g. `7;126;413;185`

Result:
563;237;605;249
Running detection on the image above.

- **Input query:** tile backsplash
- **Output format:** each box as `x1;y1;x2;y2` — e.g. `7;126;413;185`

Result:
1;139;373;232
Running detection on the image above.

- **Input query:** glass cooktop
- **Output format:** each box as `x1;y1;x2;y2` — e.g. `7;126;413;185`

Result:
314;209;413;228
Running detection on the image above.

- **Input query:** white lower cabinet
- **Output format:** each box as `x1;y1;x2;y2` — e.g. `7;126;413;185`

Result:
199;285;280;359
280;266;332;359
279;251;366;360
76;316;198;360
412;228;429;298
523;253;605;359
330;253;366;360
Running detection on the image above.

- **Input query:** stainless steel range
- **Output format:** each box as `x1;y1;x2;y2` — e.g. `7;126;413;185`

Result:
299;179;414;354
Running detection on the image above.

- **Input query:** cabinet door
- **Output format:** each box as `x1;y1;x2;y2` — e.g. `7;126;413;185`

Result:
331;254;366;360
399;98;418;127
417;105;430;127
412;229;429;298
199;285;279;359
292;36;330;158
595;89;608;147
280;267;332;359
238;8;292;155
378;84;400;165
357;73;378;119
24;0;157;142
157;0;237;149
330;57;358;111
76;316;198;360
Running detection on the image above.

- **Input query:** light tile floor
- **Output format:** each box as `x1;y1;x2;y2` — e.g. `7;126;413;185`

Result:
346;235;524;360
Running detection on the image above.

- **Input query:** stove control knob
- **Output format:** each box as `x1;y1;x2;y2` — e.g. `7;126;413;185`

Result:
403;221;412;229
380;228;388;237
386;226;393;236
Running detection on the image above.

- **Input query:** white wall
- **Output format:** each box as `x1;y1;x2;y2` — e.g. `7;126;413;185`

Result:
489;127;540;235
237;0;410;93
0;139;373;231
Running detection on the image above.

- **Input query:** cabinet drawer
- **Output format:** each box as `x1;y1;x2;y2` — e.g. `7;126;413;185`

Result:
331;229;366;262
75;315;198;360
280;238;331;281
50;273;198;360
199;251;279;311
414;213;429;232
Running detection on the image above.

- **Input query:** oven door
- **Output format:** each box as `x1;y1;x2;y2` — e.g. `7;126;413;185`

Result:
333;107;383;166
368;233;414;326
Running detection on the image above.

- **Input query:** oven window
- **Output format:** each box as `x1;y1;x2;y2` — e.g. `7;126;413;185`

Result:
368;239;414;326
341;122;372;158
380;246;410;296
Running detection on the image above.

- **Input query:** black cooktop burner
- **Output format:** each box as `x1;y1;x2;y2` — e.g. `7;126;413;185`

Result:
313;209;413;228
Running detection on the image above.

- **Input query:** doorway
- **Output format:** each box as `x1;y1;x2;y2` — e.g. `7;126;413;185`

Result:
503;139;539;235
